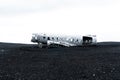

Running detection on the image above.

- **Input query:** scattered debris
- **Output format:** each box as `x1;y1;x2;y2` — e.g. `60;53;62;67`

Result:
93;74;96;77
1;49;5;52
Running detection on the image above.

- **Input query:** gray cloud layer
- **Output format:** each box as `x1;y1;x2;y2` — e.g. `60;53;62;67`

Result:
0;0;113;15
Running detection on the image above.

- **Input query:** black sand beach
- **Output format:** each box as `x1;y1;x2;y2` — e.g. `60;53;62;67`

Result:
0;42;120;80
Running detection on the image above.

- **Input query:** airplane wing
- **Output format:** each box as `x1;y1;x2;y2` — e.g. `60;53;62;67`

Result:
47;40;75;47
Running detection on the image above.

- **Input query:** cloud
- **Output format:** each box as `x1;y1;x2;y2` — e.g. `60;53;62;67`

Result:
0;0;120;43
0;0;114;15
0;5;120;42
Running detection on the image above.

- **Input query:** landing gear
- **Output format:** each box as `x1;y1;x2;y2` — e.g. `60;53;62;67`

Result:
38;42;43;48
38;42;48;48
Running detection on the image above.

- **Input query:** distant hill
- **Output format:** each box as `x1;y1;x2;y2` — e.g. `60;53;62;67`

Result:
0;42;36;49
96;42;120;46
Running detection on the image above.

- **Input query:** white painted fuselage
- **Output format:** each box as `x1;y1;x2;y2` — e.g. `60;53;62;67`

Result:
31;33;97;48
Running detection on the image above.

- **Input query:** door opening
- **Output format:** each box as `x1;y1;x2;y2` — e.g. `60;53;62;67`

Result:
82;36;92;45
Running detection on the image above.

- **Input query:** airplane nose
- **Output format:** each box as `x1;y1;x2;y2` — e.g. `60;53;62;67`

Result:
31;35;37;42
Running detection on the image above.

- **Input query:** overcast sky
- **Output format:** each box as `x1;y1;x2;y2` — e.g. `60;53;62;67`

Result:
0;0;120;43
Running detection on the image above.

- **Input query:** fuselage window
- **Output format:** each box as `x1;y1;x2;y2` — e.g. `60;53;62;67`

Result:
52;37;54;40
47;37;50;40
72;39;74;42
70;39;73;42
56;37;58;40
76;39;78;42
43;36;46;39
66;38;69;41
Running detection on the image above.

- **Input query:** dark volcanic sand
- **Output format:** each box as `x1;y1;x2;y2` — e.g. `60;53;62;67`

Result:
0;42;120;80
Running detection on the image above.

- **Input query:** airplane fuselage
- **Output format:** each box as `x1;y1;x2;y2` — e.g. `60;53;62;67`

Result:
31;33;97;48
